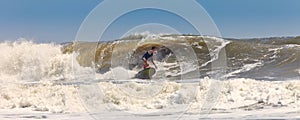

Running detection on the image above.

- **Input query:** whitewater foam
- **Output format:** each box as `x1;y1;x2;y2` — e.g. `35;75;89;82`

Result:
200;36;230;67
0;83;84;113
76;78;300;113
224;62;263;78
0;40;94;83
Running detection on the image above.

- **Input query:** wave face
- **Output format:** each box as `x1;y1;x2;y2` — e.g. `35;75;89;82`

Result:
65;34;300;80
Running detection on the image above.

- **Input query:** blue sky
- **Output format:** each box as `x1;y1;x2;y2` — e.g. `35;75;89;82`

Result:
0;0;300;43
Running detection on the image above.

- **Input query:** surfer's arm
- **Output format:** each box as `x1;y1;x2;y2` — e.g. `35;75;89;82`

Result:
151;57;157;68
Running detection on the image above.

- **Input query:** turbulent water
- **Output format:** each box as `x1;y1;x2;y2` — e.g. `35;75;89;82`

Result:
0;35;299;119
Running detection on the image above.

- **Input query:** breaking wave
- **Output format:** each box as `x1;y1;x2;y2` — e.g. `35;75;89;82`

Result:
0;35;299;114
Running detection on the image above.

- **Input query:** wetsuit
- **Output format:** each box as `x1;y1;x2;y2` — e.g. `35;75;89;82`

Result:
142;51;153;68
142;51;153;60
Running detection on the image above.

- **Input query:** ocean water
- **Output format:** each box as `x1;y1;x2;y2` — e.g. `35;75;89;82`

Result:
0;35;299;119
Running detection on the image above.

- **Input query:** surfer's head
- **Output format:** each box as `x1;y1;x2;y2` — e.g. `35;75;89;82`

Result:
151;46;157;53
149;46;157;53
151;46;157;50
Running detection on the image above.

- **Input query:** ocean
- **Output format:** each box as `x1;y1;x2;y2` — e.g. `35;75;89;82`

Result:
0;34;299;119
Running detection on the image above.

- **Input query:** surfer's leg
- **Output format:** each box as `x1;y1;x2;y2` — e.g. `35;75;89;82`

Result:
143;60;150;69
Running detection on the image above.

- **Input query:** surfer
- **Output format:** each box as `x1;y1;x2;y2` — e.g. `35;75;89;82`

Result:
142;47;158;69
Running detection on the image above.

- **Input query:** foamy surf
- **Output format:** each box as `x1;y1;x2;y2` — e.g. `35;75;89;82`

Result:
0;78;299;119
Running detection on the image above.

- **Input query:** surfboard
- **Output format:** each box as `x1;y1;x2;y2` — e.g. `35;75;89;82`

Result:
135;67;156;79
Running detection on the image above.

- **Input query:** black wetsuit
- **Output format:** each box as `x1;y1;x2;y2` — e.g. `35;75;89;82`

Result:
142;51;153;60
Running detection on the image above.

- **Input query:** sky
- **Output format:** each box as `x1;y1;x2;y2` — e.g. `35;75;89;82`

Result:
0;0;300;43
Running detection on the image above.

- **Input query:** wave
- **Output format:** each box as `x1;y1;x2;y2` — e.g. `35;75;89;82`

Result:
0;37;299;114
1;35;300;82
64;34;300;80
